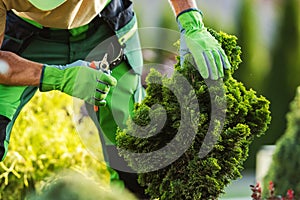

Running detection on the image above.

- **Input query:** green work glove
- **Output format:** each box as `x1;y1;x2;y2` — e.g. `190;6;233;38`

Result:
177;9;231;80
39;60;117;106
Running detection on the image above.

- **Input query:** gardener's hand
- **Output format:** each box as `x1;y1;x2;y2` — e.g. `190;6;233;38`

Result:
39;60;117;106
177;9;231;80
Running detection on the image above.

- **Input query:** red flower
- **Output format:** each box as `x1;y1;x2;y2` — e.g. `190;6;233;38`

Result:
269;181;275;197
250;183;262;200
286;189;294;200
269;181;274;191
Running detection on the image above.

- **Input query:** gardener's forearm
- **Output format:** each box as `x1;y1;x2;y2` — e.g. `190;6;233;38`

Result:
169;0;198;16
0;33;43;86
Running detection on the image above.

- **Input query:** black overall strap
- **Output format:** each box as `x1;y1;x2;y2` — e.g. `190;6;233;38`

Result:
100;0;134;31
0;115;10;161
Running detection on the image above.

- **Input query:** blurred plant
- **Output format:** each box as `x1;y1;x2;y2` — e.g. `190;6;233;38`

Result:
263;86;300;198
235;0;270;93
27;169;136;200
0;91;109;200
235;0;273;169
264;0;300;144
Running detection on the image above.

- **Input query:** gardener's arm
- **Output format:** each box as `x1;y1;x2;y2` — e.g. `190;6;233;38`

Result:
168;0;231;80
169;0;197;16
0;36;43;86
0;33;116;106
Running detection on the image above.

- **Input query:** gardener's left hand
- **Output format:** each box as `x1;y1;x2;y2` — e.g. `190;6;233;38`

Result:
177;9;231;80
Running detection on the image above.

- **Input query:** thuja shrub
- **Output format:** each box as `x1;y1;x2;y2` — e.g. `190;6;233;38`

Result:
116;29;271;199
263;86;300;198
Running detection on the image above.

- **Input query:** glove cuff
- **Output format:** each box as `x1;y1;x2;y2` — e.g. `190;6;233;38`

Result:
39;65;63;92
177;9;204;32
39;65;46;91
176;8;203;21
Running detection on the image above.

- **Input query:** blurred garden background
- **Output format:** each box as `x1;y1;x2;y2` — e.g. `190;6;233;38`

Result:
1;0;300;199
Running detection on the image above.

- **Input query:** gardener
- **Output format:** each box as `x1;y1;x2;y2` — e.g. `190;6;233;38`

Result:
0;0;231;198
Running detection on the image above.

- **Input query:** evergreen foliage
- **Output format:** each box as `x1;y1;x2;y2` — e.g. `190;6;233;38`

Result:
263;86;300;197
116;29;271;199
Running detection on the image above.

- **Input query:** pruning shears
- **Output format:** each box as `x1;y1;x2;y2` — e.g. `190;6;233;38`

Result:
90;43;124;111
90;53;111;111
90;53;111;75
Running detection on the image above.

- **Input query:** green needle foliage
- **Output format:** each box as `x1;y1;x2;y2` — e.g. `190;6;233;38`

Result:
263;86;300;197
116;29;271;199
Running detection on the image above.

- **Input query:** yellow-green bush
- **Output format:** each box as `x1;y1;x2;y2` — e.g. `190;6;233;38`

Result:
27;170;137;200
0;91;109;200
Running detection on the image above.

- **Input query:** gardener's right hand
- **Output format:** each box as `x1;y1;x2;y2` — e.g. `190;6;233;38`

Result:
39;60;117;106
177;9;231;80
